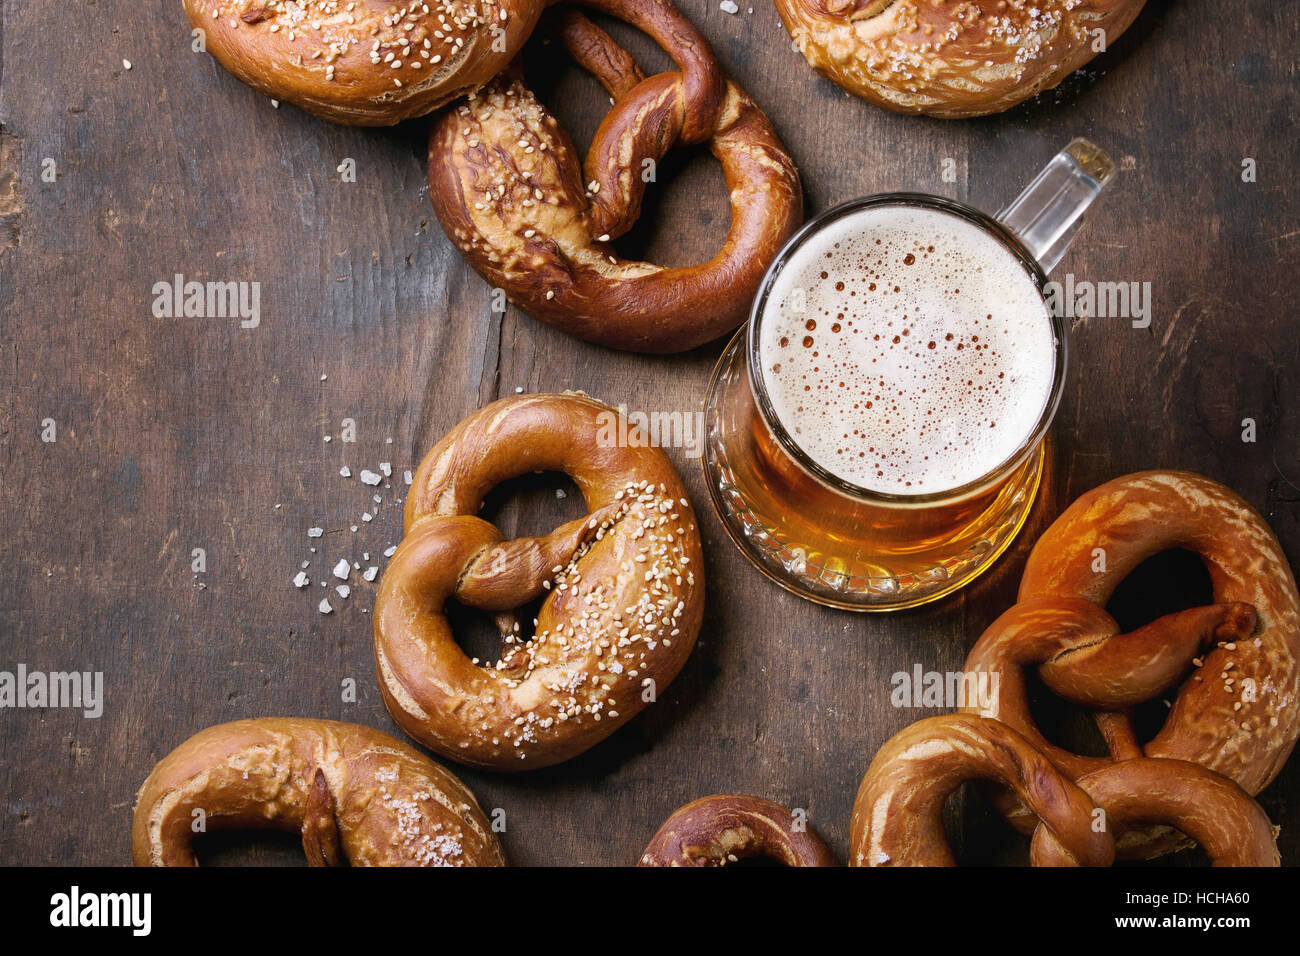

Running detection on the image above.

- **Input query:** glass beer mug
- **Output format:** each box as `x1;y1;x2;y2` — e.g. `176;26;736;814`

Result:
702;139;1115;611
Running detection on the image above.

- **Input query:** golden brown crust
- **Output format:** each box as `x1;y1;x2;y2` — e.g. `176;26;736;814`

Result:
1029;759;1280;866
774;0;1146;118
183;0;544;125
426;1;802;352
131;718;506;866
638;794;836;866
961;469;1300;856
373;393;705;770
849;714;1114;866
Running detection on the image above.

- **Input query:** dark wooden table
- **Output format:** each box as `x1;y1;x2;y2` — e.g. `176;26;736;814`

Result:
1;0;1296;866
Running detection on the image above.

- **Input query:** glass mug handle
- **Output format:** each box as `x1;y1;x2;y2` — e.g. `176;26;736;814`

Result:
996;138;1116;274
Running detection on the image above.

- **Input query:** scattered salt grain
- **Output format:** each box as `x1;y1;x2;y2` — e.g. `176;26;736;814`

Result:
360;469;382;486
339;466;352;478
333;559;351;580
293;572;310;588
318;599;332;614
336;585;351;599
307;527;324;538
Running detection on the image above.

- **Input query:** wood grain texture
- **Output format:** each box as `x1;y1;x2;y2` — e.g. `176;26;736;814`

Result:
0;0;1296;866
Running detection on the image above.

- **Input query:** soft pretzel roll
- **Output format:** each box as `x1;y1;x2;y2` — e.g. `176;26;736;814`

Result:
183;0;545;125
774;0;1146;118
132;718;505;866
426;5;802;353
638;794;836;866
1030;759;1280;866
849;714;1113;866
375;393;705;769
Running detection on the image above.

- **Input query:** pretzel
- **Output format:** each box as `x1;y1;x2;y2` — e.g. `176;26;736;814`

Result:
1029;758;1280;867
774;0;1146;118
849;714;1114;866
638;795;836;866
132;718;505;866
182;0;547;125
962;470;1300;855
373;392;705;769
426;0;803;352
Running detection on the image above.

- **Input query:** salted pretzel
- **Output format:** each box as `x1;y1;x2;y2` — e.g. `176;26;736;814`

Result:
182;0;547;125
132;718;505;866
774;0;1147;118
427;0;803;352
962;470;1300;856
638;794;836;866
849;714;1114;866
373;392;705;770
1029;758;1280;867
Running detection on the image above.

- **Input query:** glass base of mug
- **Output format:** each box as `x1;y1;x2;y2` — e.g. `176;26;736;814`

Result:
702;329;1042;612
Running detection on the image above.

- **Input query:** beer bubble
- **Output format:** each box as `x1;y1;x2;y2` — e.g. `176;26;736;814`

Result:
758;205;1054;494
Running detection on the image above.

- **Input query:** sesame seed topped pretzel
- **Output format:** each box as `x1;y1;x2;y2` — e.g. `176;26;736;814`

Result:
132;718;505;866
373;393;705;770
426;0;803;352
774;0;1147;118
183;0;546;125
961;470;1300;856
639;794;837;866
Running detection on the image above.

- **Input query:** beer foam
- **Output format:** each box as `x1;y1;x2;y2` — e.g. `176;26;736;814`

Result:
758;204;1055;495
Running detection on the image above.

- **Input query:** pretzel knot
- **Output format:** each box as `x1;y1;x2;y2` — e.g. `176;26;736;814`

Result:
132;719;505;867
1029;758;1279;866
962;470;1300;857
373;393;705;770
849;715;1115;867
638;795;836;866
427;0;803;353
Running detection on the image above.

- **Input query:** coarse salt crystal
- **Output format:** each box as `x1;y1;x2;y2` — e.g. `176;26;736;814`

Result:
293;572;310;588
360;469;382;485
333;559;351;580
